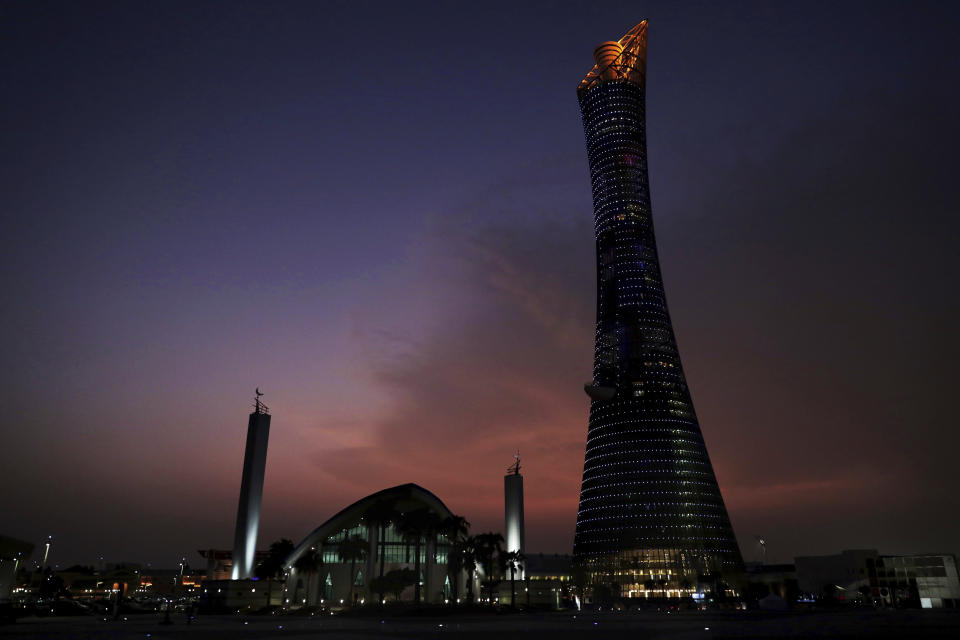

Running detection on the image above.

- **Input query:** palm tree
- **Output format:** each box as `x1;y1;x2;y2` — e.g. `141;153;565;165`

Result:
377;567;416;602
393;512;418;602
293;547;321;607
643;577;657;596
657;576;670;597
440;514;470;541
439;515;470;603
447;539;467;604
421;511;442;602
338;534;367;606
256;538;294;607
395;509;439;604
363;500;399;604
503;550;525;608
473;532;504;604
460;536;479;604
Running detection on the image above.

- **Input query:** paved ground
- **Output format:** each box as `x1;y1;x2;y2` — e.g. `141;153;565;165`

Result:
2;609;960;639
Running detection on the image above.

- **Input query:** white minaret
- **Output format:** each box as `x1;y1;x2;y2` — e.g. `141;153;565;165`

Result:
231;390;271;580
504;452;525;579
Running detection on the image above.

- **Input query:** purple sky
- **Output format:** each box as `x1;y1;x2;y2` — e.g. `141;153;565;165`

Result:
2;0;959;569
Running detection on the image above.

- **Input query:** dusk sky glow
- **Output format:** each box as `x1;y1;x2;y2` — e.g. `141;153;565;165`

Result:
2;0;959;569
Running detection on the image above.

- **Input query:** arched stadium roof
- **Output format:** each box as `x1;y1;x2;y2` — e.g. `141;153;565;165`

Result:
284;483;454;568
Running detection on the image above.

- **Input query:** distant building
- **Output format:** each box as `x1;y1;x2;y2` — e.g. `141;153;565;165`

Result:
795;549;960;608
53;563;209;601
0;535;34;602
526;553;574;584
198;577;277;612
795;549;875;596
198;548;269;581
58;565;138;599
520;553;574;609
744;562;798;601
199;549;234;581
137;568;205;597
872;554;960;609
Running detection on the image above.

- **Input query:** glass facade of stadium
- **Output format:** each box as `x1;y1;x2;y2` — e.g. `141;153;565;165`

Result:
283;484;461;606
573;21;744;600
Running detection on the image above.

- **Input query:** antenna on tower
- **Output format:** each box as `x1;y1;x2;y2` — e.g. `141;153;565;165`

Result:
507;451;521;475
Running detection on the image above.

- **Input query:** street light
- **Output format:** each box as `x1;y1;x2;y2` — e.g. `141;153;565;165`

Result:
41;536;53;570
755;536;767;564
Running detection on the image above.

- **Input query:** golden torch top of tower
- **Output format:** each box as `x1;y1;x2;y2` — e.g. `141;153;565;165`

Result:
577;21;648;97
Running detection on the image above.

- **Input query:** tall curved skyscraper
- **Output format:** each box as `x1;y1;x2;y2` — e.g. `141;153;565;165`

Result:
573;21;743;598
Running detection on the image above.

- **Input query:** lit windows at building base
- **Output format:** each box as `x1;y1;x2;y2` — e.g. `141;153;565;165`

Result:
577;548;739;600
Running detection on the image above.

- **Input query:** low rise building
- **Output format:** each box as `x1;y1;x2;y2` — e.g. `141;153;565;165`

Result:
795;549;960;608
0;535;34;602
520;553;573;609
744;562;798;601
198;549;269;581
870;554;960;609
795;549;874;598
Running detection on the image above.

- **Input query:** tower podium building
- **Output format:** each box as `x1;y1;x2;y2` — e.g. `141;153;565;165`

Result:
573;21;743;597
231;392;271;580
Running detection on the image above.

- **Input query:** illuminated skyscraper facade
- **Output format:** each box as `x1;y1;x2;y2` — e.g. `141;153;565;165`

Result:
574;21;743;597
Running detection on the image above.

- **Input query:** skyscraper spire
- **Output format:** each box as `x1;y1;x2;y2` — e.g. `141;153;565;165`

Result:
573;21;743;599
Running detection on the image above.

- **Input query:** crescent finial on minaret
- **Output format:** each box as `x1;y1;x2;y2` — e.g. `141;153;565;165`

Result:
507;451;521;475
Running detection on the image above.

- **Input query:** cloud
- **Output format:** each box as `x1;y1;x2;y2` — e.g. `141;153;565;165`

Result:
306;168;596;548
308;84;960;557
724;472;879;511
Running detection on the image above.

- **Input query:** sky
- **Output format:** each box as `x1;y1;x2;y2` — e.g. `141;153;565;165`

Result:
2;0;959;570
